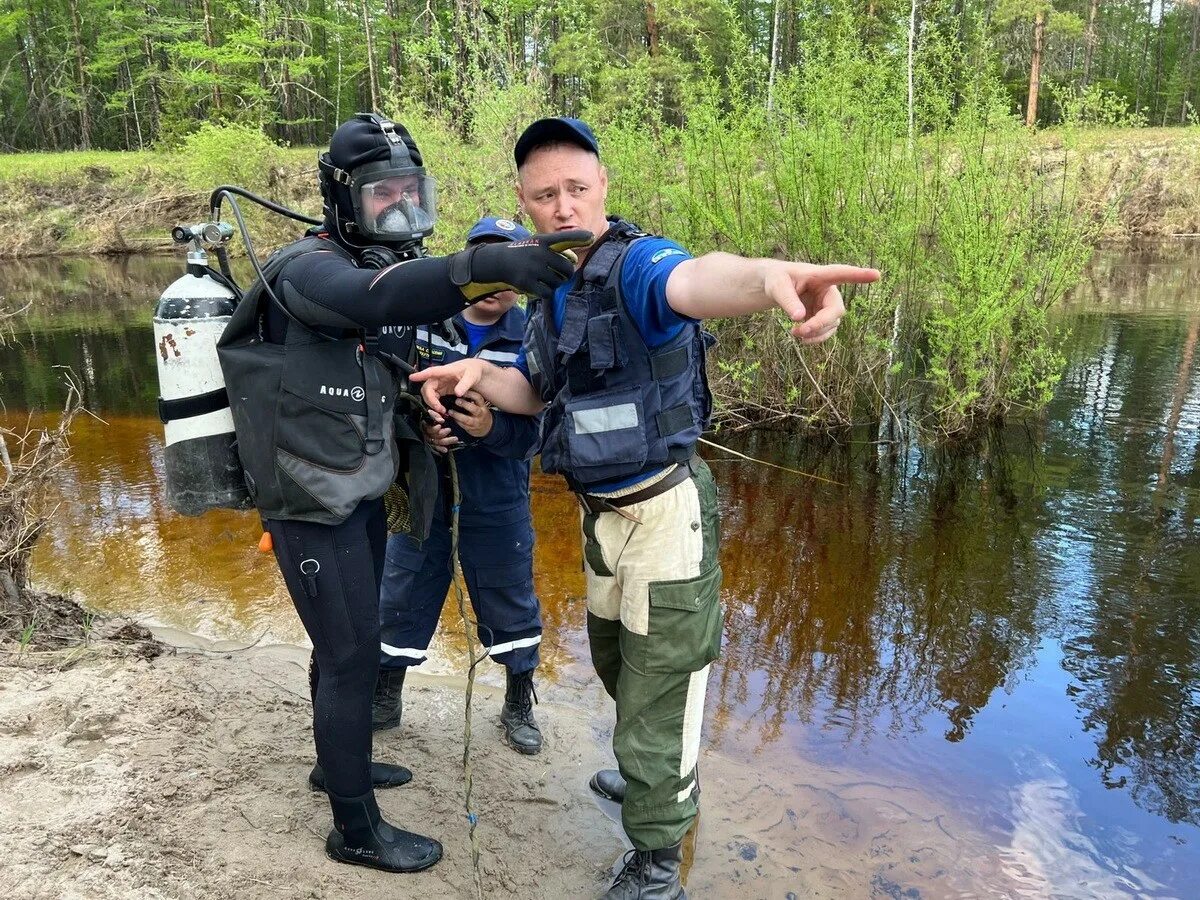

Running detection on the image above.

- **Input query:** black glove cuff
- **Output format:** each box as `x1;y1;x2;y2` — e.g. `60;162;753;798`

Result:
448;245;480;288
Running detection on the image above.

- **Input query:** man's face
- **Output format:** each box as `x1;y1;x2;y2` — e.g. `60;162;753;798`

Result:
516;145;608;240
362;174;422;225
471;289;520;317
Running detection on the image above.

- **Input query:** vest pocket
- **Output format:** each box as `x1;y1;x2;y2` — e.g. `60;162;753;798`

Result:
621;564;724;674
277;386;367;471
565;386;649;478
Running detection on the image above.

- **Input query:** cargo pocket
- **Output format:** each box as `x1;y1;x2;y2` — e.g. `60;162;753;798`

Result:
565;387;648;483
472;561;538;632
621;564;723;675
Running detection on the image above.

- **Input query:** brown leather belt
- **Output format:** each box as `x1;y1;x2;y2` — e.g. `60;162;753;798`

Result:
575;459;695;517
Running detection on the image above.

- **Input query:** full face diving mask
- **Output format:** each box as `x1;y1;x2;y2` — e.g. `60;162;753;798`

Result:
350;161;438;242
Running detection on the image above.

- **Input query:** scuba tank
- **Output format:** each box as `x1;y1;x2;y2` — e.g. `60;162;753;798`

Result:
154;222;251;516
152;185;427;524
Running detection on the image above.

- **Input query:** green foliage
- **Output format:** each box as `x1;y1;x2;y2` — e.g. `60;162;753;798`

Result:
178;123;283;196
1056;83;1150;128
592;62;1096;437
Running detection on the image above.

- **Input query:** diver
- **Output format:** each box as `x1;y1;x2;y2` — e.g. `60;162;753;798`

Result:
215;112;591;874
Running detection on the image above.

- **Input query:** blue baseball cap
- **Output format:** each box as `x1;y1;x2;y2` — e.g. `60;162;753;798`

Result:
514;117;600;168
466;216;532;245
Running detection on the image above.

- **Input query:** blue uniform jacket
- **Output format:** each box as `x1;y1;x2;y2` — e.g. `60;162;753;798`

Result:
415;306;541;527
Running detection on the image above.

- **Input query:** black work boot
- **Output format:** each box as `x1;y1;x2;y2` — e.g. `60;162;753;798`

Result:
499;668;543;755
371;667;406;732
308;761;413;793
590;768;699;806
601;844;686;899
589;769;628;803
325;790;442;873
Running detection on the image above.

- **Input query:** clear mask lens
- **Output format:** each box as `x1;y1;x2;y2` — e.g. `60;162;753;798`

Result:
355;173;438;239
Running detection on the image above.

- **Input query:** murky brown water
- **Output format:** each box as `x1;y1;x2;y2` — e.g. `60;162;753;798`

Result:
3;244;1199;895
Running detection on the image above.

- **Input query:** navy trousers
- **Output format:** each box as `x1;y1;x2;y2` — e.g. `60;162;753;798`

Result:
379;508;541;674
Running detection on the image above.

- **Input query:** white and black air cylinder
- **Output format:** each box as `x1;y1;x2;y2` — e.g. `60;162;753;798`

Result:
154;253;250;516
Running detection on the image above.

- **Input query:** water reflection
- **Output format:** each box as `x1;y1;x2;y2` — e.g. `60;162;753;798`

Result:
3;245;1200;891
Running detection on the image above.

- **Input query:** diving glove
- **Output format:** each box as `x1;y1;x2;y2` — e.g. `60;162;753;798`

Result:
449;229;593;302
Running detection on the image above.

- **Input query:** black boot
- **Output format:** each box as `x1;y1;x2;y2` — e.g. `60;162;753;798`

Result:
325;790;442;873
499;668;543;755
590;768;700;806
372;667;406;732
589;769;628;803
308;761;413;792
601;844;686;899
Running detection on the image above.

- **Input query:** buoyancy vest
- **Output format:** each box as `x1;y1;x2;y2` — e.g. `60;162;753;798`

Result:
523;221;715;491
217;235;407;526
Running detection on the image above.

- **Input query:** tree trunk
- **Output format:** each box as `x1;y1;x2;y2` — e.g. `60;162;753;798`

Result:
142;4;161;137
1082;0;1101;86
1134;0;1152;116
67;0;91;149
1184;0;1200;123
362;0;380;111
126;58;144;150
202;0;222;113
1026;9;1046;127
768;0;782;111
17;31;43;146
1153;0;1168;125
451;0;472;135
908;0;918;137
386;0;403;93
645;0;660;55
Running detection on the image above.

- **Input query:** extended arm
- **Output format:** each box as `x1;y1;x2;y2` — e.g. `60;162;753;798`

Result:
272;229;594;330
410;358;545;417
277;250;470;329
665;253;880;344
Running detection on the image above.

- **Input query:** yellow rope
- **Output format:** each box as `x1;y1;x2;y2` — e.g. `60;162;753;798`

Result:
448;455;486;900
697;436;845;486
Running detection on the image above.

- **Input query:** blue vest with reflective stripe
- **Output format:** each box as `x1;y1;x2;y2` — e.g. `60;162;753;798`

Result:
525;221;714;490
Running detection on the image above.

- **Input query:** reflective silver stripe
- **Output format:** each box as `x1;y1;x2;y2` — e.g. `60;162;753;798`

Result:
527;349;542;378
572;403;639;435
380;643;428;659
479;349;519;364
425;331;467;354
486;634;542;657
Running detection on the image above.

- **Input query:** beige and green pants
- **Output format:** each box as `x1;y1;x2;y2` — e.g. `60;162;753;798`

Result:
581;457;723;851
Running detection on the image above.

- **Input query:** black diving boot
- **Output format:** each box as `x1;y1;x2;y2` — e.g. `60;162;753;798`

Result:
499;668;543;754
371;667;406;732
590;768;700;806
308;761;413;792
325;790;442;873
601;844;686;899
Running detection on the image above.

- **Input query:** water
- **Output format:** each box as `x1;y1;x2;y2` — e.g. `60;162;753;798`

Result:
2;244;1199;894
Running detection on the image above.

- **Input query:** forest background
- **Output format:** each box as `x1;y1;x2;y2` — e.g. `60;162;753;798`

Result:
2;0;1199;436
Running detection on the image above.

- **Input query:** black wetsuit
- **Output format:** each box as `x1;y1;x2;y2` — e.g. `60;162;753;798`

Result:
259;236;470;799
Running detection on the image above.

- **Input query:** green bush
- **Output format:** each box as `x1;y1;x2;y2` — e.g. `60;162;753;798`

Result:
178;123;283;196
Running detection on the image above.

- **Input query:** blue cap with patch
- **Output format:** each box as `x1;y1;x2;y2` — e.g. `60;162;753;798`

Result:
466;216;532;245
514;118;600;168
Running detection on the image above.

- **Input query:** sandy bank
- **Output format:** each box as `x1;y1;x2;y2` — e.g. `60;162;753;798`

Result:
0;626;1032;899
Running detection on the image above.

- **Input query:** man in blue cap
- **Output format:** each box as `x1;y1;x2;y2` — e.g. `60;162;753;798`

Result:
373;215;547;755
413;119;880;898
